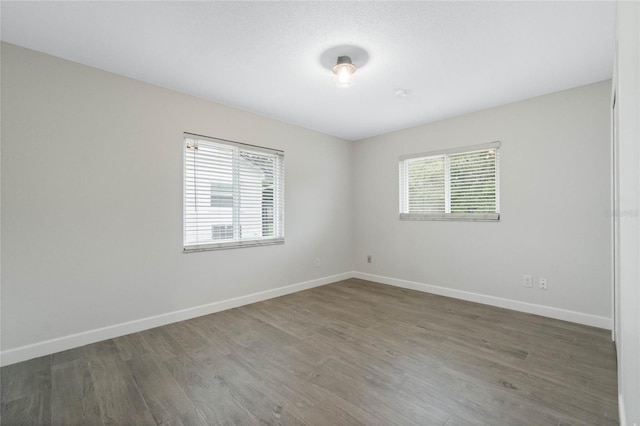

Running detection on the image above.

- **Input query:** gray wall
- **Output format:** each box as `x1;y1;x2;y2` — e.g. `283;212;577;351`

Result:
352;81;612;322
1;43;615;370
0;43;353;355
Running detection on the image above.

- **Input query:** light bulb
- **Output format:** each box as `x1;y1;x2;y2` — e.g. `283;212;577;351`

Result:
336;65;354;88
332;56;357;89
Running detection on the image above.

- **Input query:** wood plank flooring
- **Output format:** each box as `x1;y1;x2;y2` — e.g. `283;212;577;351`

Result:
0;279;618;425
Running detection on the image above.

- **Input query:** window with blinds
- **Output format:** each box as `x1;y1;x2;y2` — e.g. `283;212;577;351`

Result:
399;142;500;221
184;133;284;251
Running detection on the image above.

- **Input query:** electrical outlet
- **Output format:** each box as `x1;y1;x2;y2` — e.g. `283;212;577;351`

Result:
367;255;372;263
523;274;533;288
539;278;548;290
314;258;320;268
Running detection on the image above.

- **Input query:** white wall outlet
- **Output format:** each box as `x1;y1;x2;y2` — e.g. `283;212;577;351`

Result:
539;278;548;290
523;274;533;288
367;255;372;263
314;258;320;268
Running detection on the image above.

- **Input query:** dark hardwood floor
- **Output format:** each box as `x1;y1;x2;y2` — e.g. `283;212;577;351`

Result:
0;279;618;425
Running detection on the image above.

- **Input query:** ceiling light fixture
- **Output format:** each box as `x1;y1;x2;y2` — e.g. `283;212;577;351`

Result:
332;56;357;88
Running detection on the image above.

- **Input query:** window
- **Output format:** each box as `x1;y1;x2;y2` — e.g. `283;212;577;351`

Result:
212;224;234;240
399;142;500;221
184;133;284;251
210;183;233;208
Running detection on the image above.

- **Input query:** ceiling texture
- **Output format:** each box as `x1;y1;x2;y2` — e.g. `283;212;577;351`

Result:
1;1;615;141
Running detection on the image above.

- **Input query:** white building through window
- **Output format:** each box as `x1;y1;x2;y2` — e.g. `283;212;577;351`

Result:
399;142;500;221
184;134;284;251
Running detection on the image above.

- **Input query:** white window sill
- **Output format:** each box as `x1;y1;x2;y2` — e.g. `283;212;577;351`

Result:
400;213;500;222
183;238;285;253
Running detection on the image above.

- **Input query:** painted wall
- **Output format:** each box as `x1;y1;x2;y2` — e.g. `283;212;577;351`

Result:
0;43;353;357
352;80;612;324
1;42;615;367
615;1;640;424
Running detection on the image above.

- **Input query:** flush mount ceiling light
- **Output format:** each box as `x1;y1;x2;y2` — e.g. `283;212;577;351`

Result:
332;56;357;88
320;45;369;89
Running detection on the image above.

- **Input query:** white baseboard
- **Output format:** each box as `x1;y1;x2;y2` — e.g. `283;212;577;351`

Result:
352;272;612;330
0;272;351;367
1;270;613;367
619;393;628;426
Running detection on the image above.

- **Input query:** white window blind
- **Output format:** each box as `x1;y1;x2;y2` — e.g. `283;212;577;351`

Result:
184;133;284;251
399;142;500;221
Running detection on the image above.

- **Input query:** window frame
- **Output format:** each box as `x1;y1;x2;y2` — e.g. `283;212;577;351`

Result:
399;141;501;222
183;132;285;252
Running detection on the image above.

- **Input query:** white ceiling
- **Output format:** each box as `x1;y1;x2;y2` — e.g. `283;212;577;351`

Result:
1;1;615;141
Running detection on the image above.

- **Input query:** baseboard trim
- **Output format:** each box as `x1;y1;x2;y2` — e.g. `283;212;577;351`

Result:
352;271;612;330
619;393;627;426
1;270;612;367
0;272;351;367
